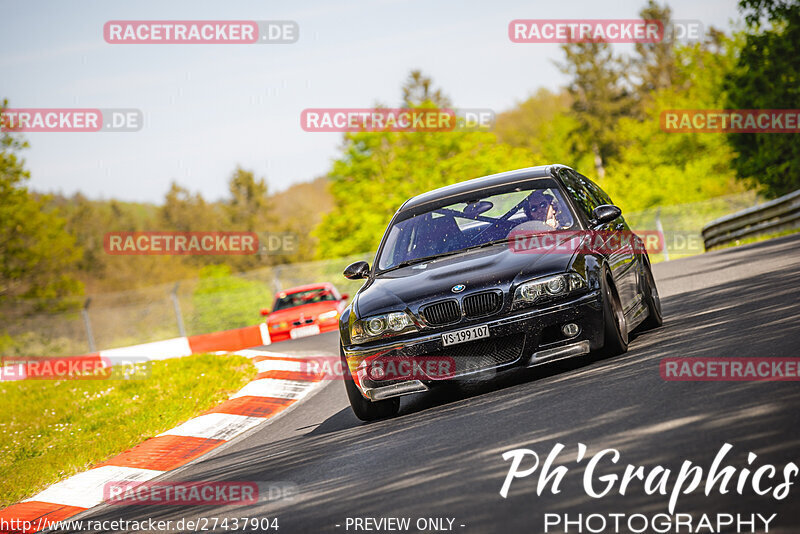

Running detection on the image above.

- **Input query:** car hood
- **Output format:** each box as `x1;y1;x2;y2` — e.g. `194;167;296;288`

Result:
355;239;579;318
268;301;339;323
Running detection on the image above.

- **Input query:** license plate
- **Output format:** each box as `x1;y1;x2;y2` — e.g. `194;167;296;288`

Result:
290;325;320;339
442;324;489;346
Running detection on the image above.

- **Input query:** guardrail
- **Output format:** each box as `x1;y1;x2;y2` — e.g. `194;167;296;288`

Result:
702;189;800;250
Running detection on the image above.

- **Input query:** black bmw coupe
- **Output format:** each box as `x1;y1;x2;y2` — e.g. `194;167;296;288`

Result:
339;164;662;421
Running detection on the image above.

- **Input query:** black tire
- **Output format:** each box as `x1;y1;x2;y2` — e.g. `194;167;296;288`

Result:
599;273;628;357
639;259;663;330
340;346;400;422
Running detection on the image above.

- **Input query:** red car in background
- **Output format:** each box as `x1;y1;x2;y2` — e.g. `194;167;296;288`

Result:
262;283;349;342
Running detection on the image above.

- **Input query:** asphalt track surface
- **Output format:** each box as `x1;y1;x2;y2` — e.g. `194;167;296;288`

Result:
75;234;800;533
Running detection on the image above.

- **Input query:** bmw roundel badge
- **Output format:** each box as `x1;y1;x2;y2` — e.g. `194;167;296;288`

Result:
451;284;466;293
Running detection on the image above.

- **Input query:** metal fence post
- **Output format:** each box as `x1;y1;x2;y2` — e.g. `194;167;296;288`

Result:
273;265;283;293
171;282;187;337
82;298;97;352
655;208;669;261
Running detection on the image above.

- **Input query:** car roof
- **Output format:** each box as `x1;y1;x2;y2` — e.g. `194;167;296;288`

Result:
278;283;335;295
399;164;570;211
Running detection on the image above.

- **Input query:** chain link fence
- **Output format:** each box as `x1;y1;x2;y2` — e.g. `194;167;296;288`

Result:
1;253;373;357
624;191;761;262
1;192;762;357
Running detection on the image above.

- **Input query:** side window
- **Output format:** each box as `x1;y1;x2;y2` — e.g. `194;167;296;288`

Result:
576;172;614;206
558;169;600;219
576;172;627;227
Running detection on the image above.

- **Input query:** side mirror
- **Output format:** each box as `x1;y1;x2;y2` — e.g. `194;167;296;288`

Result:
340;293;350;301
343;261;370;280
591;204;622;226
260;308;270;316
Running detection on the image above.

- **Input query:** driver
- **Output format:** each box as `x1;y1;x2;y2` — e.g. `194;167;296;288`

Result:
518;191;560;230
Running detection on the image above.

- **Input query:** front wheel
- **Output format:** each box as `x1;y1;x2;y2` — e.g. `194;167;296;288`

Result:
340;346;400;422
639;259;663;330
599;274;628;357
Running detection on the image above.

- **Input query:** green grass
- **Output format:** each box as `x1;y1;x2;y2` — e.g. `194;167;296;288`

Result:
0;353;256;508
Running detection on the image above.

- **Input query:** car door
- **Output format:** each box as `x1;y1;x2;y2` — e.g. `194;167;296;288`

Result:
559;169;638;313
576;171;640;313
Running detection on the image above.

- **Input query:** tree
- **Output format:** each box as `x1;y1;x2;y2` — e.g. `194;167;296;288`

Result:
0;100;83;303
724;0;800;197
494;88;595;172
605;31;749;212
315;129;534;258
632;0;678;104
160;182;225;232
314;72;533;258
269;176;333;263
402;70;452;108
52;191;199;292
558;40;634;178
225;167;274;231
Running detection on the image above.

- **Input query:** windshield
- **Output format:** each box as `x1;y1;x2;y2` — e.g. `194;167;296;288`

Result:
376;179;576;271
273;288;337;311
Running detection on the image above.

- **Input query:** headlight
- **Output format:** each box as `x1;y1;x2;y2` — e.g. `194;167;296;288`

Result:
513;273;587;309
351;311;417;343
318;310;339;321
270;321;289;331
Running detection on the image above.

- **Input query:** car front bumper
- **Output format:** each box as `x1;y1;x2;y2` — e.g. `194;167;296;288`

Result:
342;290;604;400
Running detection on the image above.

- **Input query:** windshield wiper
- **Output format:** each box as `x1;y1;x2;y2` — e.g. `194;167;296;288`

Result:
379;237;514;274
378;251;462;274
460;236;515;252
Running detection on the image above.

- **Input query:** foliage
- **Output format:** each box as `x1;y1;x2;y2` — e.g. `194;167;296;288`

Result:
270;176;333;262
57;193;196;292
225;167;275;232
0;100;83;304
558;40;633;177
2;0;772;313
402;69;452;107
632;0;678;103
724;0;800;197
47;170;330;293
316;127;534;258
603;32;750;212
0;353;255;507
313;71;535;258
188;264;271;334
494;88;595;174
161;182;224;233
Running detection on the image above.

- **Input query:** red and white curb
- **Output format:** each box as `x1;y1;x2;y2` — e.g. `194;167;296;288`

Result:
0;349;324;533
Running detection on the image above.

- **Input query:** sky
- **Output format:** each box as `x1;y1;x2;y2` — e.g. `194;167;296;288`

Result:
1;0;742;203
